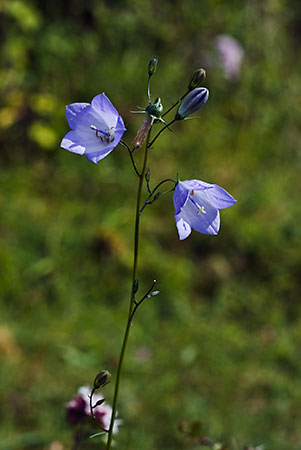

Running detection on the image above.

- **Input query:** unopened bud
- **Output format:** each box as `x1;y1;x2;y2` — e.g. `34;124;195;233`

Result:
148;57;158;76
188;68;206;90
93;370;111;389
175;88;209;120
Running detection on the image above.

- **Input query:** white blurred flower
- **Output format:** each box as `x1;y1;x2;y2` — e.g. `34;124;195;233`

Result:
67;385;121;434
215;34;244;80
78;385;101;415
78;386;122;433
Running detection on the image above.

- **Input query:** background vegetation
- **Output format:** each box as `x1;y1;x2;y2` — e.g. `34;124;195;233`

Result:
0;0;300;449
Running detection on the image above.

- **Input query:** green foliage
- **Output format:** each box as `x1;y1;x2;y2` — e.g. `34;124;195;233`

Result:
0;0;300;449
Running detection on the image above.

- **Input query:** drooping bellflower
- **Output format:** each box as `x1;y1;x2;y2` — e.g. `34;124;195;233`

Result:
176;88;209;120
61;93;126;163
173;179;236;239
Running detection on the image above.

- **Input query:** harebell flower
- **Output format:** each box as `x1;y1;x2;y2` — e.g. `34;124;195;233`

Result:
61;93;126;163
174;179;236;239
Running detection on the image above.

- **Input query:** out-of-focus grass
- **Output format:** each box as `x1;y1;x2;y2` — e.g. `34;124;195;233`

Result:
0;1;300;449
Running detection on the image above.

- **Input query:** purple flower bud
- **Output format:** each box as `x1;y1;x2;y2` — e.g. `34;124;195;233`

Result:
175;88;209;120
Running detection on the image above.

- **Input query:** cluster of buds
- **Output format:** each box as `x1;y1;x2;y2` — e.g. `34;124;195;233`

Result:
132;63;209;148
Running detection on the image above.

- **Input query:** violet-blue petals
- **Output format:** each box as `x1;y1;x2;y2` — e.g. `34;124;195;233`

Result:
176;88;209;120
173;179;236;239
61;93;126;164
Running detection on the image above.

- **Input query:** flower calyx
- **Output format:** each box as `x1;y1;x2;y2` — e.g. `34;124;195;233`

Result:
145;97;163;120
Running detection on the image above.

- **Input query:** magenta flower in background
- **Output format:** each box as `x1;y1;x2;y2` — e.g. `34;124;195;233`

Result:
61;93;126;163
66;386;122;433
173;179;236;239
215;34;244;80
66;394;87;424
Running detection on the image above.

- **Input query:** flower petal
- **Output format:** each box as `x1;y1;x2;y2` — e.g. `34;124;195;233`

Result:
75;106;110;134
91;93;121;126
85;115;126;163
181;179;213;191
60;130;86;154
173;182;190;214
66;103;89;129
181;198;220;235
175;216;192;240
114;114;127;141
60;130;108;155
181;180;236;209
86;147;115;164
194;185;236;209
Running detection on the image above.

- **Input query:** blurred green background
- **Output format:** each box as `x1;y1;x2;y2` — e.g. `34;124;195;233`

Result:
0;0;300;449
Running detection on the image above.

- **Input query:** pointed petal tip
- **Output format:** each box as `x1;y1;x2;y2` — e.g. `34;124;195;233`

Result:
204;226;219;236
179;234;188;241
86;154;99;164
210;215;220;235
176;217;192;240
60;135;70;150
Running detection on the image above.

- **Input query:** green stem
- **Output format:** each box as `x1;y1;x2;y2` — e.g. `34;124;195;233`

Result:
161;89;189;118
148;119;176;149
106;128;152;450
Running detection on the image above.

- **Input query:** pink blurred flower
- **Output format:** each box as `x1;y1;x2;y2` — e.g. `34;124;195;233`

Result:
215;34;244;80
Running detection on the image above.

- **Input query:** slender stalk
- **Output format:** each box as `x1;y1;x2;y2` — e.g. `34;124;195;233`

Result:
148;119;176;149
139;178;176;215
147;75;151;103
106;128;152;450
161;89;189;118
71;429;81;450
89;389;108;432
130;279;157;321
120;139;141;177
